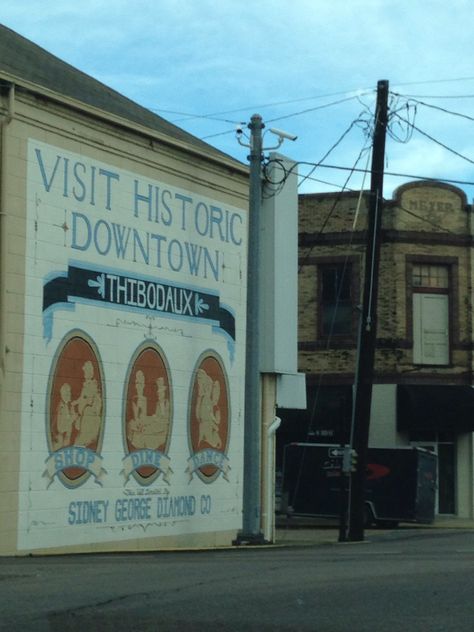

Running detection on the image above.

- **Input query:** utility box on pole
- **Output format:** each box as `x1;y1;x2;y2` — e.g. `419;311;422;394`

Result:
260;153;306;409
258;153;306;543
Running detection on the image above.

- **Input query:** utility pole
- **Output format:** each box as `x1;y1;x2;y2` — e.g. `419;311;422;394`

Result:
236;113;266;544
347;80;389;542
235;116;297;545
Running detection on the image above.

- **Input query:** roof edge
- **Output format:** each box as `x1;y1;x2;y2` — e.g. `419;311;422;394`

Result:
0;71;248;176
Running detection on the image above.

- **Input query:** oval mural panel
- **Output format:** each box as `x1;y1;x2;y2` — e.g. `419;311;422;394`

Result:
187;352;230;483
123;344;173;485
46;332;105;487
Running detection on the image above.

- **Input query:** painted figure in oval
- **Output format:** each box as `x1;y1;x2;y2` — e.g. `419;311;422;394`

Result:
127;370;170;450
72;360;103;447
196;368;222;449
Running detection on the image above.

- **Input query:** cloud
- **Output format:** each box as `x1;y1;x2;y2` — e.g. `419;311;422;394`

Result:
2;0;474;199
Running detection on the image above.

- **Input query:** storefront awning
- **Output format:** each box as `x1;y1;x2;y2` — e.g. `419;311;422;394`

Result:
397;384;474;433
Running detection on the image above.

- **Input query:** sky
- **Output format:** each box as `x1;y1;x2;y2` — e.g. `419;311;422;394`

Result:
2;0;474;200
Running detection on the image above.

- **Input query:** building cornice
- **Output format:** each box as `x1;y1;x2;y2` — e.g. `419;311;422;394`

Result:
0;71;249;177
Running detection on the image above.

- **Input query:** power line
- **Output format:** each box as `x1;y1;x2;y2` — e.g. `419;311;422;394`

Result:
150;78;474;124
264;107;374;188
298;140;373;272
291;163;369;514
265;94;366;124
295;171;459;236
299;174;356;190
393;113;474;166
387;99;417;144
201;94;369;140
154;88;374;123
301;162;474;187
299;179;460;237
297;118;368;189
201;129;236;140
391;76;474;88
265;114;370;196
147;107;242;125
390;94;474;124
391;93;474;100
397;204;456;234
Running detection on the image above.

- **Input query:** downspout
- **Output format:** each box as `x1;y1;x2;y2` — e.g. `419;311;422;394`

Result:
263;414;281;543
259;373;277;543
0;83;14;378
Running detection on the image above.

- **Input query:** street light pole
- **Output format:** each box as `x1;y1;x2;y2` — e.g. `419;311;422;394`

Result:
237;113;266;543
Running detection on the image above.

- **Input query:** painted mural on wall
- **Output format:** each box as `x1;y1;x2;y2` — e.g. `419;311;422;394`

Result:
45;332;106;487
123;344;173;485
187;352;230;483
18;139;247;550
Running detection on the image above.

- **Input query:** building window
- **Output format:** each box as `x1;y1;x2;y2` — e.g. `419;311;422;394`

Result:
412;264;450;365
412;264;449;289
320;263;353;336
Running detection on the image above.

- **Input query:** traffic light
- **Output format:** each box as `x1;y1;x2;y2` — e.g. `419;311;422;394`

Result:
342;447;358;473
351;449;358;472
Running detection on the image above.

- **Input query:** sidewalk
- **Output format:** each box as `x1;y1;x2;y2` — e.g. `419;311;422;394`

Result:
274;515;474;546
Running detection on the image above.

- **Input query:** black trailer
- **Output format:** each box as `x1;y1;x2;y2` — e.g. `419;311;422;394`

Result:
281;443;437;526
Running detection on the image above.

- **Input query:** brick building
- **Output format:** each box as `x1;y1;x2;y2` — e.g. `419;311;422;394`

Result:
279;180;474;518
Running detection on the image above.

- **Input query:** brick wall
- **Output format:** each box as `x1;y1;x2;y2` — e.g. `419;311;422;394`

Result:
298;181;473;383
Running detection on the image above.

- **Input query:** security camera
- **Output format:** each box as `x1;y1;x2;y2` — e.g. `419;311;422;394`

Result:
269;127;298;142
236;124;244;135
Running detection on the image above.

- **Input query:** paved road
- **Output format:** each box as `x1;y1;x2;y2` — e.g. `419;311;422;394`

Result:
1;528;473;631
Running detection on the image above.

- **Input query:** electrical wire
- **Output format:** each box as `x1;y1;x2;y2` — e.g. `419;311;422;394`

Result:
263;107;375;196
297;171;458;235
290;172;457;513
150;77;474;124
299;174;356;190
263;117;367;195
147;107;243;125
282;76;474;515
265;94;365;124
391;76;474;88
297;118;367;189
298;139;373;272
297;171;363;192
391;94;474;124
201;128;237;140
153;88;374;123
201;94;370;140
387;96;417;143
268;111;372;513
390;93;474;100
396;204;456;234
393;113;474;166
290;160;368;512
306;163;474;187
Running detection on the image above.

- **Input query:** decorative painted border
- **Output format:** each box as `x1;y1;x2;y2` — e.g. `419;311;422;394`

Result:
44;330;106;488
186;350;231;484
121;341;173;486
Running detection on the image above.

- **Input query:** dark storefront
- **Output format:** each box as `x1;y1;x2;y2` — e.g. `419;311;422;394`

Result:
397;385;474;514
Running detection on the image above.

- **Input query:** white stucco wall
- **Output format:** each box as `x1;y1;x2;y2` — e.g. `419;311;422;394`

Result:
0;90;249;555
